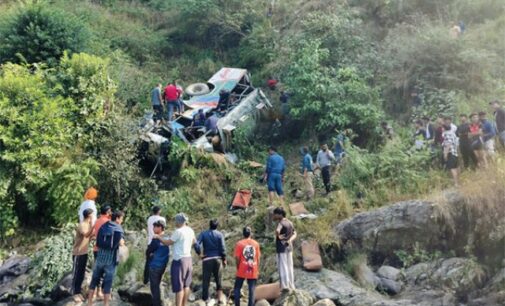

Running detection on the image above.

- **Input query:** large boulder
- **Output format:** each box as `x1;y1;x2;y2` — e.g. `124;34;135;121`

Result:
272;289;315;306
311;299;336;306
0;255;31;303
294;269;412;306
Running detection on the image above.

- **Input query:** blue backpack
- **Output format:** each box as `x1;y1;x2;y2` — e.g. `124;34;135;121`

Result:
97;221;121;250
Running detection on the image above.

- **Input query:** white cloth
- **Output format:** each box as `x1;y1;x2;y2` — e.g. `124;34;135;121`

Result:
316;150;335;168
171;225;195;261
147;215;166;245
78;200;97;226
485;139;495;155
277;251;295;290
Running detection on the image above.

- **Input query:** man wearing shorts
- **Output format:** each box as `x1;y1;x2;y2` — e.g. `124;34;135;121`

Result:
263;146;285;207
156;213;196;306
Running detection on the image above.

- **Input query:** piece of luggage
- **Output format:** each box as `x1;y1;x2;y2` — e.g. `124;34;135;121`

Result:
231;189;252;209
301;240;323;271
254;282;281;302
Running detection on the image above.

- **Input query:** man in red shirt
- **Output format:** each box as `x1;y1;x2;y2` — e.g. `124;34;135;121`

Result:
233;227;261;306
164;81;182;121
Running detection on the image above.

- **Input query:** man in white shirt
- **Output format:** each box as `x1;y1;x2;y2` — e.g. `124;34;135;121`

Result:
316;144;335;195
156;213;196;306
144;206;166;284
78;187;98;226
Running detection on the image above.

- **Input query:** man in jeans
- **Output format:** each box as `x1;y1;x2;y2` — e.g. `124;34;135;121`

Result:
194;219;227;305
71;208;94;302
316;144;335;195
156;213;196;306
87;211;125;306
479;112;496;156
164;81;182;121
263;146;286;207
233;227;261;306
300;146;314;200
147;220;169;306
273;207;297;292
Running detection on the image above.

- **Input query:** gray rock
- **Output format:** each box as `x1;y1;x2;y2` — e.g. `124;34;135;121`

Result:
0;256;31;282
311;298;336;306
118;282;153;306
354;262;380;289
255;299;271;306
273;289;315;306
294;269;412;306
377;277;403;295
377;266;402;281
0;273;29;302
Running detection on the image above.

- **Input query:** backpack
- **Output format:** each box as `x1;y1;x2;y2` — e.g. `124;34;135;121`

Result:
97;221;121;250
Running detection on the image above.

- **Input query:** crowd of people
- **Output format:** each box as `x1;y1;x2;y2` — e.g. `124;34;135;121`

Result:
72;187;297;306
412;100;505;186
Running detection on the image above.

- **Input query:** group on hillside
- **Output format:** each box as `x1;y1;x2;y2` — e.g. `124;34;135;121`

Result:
412;100;505;186
72;187;297;306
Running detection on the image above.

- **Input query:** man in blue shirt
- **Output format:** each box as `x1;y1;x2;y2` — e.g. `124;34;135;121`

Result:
194;219;227;304
151;84;163;122
87;211;125;306
263;146;286;207
205;114;219;136
147;220;170;306
300;146;314;200
479;111;496;156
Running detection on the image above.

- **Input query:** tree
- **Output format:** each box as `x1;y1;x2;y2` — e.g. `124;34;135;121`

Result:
0;5;90;65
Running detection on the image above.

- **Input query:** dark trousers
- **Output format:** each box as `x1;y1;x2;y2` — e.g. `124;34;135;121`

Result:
460;142;477;169
202;258;223;301
149;267;166;306
143;257;150;284
234;277;256;306
321;166;331;193
71;254;88;295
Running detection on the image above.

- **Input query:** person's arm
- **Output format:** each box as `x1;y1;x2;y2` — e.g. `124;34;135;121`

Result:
219;233;227;266
316;152;321;168
155;232;176;246
146;239;159;258
327;150;335;161
288;230;297;244
263;157;271;180
83;221;94;238
193;233;203;256
275;222;282;239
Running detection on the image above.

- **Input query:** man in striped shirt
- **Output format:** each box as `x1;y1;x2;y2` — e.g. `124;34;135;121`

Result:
442;124;459;187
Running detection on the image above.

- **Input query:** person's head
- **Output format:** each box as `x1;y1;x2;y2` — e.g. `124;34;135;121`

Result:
100;205;112;216
415;119;423;129
153;220;166;234
381;121;388;128
175;213;188;228
111;211;125;225
444;124;452;131
302;146;309;155
156;83;161;88
280;90;285;95
268;146;277;155
198;109;204;114
422;116;430;124
84;187;98;201
273;207;287;221
209;219;219;230
459;114;468;124
320;144;328;151
470;113;479;123
443;116;452;127
151;205;161;216
490;100;501;111
172;80;177;85
242;226;252;238
478;111;487;121
436;117;444;125
82;208;94;221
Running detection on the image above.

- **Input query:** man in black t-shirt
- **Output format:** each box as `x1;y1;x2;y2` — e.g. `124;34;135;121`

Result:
273;207;297;292
456;114;478;169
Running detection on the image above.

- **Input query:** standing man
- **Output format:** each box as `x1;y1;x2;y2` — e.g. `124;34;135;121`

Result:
194;219;227;305
490;100;505;147
422;116;435;142
263;146;286;207
91;205;112;301
316;144;335;195
151;83;163;122
442;124;459;187
147;220;170;306
156;213;196;306
479;112;496;157
233;227;261;306
87;211;125;306
334;130;346;164
300;147;314;200
71;208;94;302
79;187;98;226
164;81;182;122
144;206;166;284
273;207;296;292
469;113;487;168
456;114;477;169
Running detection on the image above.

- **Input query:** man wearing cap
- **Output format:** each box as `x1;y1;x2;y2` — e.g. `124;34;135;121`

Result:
156;213;196;306
490;100;505;147
147;220;170;306
144;206;166;284
194;219;227;305
79;187;98;226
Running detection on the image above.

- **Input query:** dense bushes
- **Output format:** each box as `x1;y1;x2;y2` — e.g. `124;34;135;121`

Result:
0;5;90;65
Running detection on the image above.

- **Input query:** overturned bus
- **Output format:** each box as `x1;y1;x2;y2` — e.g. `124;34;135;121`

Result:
139;68;272;174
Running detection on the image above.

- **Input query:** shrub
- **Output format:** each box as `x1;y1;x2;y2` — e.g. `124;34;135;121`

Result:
0;4;90;65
